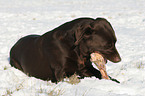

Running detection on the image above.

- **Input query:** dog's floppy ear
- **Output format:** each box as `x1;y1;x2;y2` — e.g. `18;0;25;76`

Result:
74;25;92;46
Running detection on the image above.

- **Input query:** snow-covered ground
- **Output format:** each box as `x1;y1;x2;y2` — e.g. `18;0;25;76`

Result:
0;0;145;96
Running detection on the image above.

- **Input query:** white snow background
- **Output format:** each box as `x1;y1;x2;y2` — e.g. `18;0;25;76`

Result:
0;0;145;96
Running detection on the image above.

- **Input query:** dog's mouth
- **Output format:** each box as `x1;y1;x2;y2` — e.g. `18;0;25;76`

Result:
90;51;107;64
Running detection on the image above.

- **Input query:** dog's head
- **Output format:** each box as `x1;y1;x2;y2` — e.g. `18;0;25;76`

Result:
74;18;121;63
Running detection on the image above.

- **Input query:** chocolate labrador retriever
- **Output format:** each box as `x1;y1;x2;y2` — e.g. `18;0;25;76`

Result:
10;17;121;83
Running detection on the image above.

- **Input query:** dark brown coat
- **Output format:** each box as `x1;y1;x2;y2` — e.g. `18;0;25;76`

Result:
10;17;121;83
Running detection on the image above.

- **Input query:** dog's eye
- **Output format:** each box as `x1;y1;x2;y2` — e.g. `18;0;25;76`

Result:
85;28;93;35
85;31;92;35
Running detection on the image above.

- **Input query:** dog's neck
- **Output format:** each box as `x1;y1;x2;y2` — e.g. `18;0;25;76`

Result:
74;44;90;59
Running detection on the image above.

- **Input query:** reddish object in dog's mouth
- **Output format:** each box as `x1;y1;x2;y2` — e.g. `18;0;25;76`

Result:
92;51;107;64
90;52;110;80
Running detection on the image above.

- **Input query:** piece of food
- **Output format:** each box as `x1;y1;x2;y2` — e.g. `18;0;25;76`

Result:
90;53;110;80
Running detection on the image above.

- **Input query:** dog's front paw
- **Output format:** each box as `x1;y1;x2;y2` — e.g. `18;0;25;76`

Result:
109;76;120;83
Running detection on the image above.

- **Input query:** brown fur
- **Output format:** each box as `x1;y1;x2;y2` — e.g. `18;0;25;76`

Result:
10;17;121;83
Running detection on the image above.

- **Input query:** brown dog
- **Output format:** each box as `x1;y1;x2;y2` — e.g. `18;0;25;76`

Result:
10;17;121;83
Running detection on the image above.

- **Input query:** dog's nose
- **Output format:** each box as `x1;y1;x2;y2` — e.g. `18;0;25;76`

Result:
113;56;121;63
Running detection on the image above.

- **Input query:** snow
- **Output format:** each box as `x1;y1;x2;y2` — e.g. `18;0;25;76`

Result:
0;0;145;96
